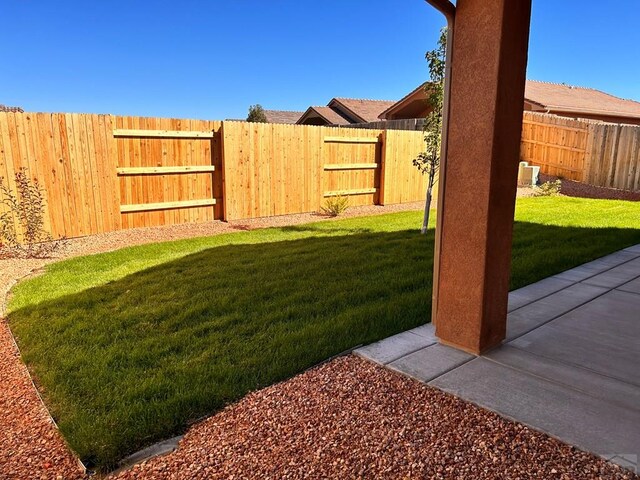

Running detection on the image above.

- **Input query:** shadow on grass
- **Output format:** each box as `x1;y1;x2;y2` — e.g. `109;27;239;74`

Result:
8;221;640;470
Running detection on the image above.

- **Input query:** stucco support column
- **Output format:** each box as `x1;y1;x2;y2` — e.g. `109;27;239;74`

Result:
433;0;532;354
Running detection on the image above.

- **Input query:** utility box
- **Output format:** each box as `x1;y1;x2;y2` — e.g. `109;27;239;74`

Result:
518;161;540;186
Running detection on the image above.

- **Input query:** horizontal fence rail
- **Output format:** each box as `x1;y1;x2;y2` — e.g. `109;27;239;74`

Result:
113;129;216;138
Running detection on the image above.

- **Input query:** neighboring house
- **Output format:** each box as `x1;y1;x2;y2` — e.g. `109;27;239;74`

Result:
264;110;303;124
523;81;640;125
380;80;640;126
297;106;352;126
297;98;396;126
378;83;435;121
0;104;24;113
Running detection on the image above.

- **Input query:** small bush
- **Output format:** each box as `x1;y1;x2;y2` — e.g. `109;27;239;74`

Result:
321;195;349;217
0;168;66;259
535;179;562;197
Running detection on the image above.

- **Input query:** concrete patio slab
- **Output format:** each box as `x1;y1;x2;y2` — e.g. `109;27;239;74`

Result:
553;250;639;282
355;330;435;365
387;344;473;383
486;346;640;412
619;276;640;295
407;323;437;342
582;257;640;288
429;358;640;457
623;244;640;254
507;276;573;312
510;291;640;386
505;283;608;340
358;245;640;472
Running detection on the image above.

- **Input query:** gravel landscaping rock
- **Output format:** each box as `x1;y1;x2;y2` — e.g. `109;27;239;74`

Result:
0;320;86;479
109;356;635;480
540;174;640;202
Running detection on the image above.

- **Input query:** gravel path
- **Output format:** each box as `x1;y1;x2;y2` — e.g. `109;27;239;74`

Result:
1;198;637;479
108;356;635;480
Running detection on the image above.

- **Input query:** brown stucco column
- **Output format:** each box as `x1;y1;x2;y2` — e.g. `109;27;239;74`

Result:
433;0;532;354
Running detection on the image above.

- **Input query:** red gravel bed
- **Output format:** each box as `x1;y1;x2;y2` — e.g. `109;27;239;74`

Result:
540;174;640;201
0;319;86;479
110;356;635;480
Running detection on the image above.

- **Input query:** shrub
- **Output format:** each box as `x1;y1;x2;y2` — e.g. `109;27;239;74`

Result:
535;179;562;197
0;168;66;259
321;195;349;217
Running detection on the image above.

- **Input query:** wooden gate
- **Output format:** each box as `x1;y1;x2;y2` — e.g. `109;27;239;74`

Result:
113;118;223;229
322;135;382;207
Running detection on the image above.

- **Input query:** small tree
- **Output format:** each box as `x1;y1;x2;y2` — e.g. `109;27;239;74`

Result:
414;27;447;234
247;104;268;123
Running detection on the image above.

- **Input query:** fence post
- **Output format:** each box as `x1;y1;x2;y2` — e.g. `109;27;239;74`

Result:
378;130;388;205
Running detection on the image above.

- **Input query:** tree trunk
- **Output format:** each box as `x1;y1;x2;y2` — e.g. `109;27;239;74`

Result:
420;187;432;234
421;169;436;234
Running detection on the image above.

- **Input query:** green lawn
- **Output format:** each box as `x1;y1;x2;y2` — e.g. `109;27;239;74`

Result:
8;197;640;470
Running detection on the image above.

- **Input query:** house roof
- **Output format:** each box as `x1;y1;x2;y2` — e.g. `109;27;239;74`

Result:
524;80;640;120
379;80;640;122
297;106;352;125
329;98;397;123
378;83;433;119
0;105;24;113
264;110;303;124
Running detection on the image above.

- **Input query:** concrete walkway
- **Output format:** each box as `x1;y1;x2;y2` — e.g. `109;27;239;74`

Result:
355;244;640;473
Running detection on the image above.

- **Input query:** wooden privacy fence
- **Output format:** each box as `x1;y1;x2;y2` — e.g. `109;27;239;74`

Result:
0;112;427;239
220;122;427;220
521;111;640;190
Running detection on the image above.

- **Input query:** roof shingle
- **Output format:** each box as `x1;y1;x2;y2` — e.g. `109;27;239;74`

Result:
298;106;352;125
525;81;640;119
330;98;397;123
264;110;303;124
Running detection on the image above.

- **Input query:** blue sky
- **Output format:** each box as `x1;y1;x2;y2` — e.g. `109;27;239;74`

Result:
1;1;639;119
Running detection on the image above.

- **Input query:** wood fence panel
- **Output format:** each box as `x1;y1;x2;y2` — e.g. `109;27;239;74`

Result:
520;112;589;181
114;116;222;229
380;129;429;205
322;127;382;207
523;112;640;191
584;122;640;191
629;127;640;191
0;112;119;239
222;122;327;220
0;113;21;237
